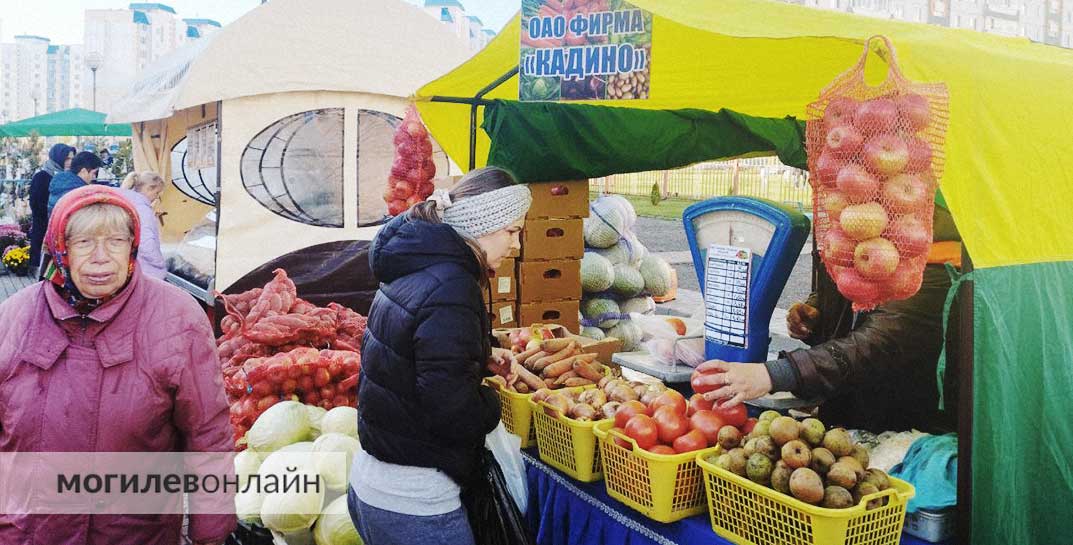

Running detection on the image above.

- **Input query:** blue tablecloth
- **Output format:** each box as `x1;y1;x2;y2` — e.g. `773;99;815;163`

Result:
522;450;951;545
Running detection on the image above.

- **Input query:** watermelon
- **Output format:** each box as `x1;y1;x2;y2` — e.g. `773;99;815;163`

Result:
611;264;645;298
606;321;644;352
581;297;621;328
580;327;606;340
640;255;674;297
620;296;655;316
583;208;624;249
581;252;615;293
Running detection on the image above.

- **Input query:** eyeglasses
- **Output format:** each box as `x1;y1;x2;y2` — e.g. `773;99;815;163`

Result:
66;235;133;256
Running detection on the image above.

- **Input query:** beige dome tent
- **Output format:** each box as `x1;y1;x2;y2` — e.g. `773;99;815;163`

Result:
108;0;470;308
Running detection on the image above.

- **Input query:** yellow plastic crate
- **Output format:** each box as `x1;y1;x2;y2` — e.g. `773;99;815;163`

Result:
528;388;606;482
593;420;720;523
483;379;537;448
697;453;915;545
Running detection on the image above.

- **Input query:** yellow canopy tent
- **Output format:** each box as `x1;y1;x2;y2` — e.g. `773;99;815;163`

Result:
415;2;1073;543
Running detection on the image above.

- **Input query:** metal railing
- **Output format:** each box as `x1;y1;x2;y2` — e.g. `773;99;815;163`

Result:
592;158;813;211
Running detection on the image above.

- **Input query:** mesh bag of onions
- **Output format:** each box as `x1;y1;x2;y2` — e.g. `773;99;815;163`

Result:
806;35;949;311
385;105;436;216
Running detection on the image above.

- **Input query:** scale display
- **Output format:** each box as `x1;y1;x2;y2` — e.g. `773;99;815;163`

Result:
683;197;810;363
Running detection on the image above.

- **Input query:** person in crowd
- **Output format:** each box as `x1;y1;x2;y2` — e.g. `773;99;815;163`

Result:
700;204;963;433
351;167;531;545
0;185;235;545
48;151;103;214
119;171;168;279
28;144;74;269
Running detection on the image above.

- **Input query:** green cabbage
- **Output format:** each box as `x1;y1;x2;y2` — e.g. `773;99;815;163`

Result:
320;407;358;438
313;433;360;492
314;495;364;545
247;401;311;452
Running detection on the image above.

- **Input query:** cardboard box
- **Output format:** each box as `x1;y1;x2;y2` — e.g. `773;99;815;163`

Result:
518;300;580;334
485;258;516;302
517;258;581;303
521;218;584;261
493;323;623;364
489;301;517;328
527;180;590;219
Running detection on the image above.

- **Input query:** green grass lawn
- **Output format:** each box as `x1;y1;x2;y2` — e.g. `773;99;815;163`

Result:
590;192;698;221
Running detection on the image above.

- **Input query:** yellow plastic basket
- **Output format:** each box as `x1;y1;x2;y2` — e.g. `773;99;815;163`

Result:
483;379;537;448
592;420;720;523
528;388;606;482
697;453;915;545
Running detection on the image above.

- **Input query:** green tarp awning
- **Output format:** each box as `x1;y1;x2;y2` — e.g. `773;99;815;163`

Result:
481;100;806;182
0;108;132;137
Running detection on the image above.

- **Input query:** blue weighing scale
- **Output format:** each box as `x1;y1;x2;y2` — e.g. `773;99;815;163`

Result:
683;197;810;363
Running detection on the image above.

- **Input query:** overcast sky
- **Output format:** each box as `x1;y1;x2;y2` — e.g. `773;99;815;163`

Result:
0;0;518;44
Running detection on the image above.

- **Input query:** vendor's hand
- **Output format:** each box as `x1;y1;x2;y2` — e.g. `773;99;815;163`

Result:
786;302;820;340
700;361;773;409
487;347;514;378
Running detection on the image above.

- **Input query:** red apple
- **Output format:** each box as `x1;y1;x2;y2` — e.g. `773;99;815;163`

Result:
839;202;889;241
887;214;931;258
905;137;934;174
853;237;899;280
825;125;864;157
823;190;850;222
895;93;931;132
814;152;844;188
863;134;910;177
836;164;881;203
387;199;407;216
403;119;428;138
823;227;857;267
853;98;899;134
416;182;435;198
837;269;883;304
824;96;860;128
887;260;924;300
882;173;932;214
393;180;414;200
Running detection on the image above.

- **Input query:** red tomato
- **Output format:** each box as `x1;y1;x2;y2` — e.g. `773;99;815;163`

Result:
320;387;336;401
287;365;303;380
302;392;320;406
672;429;708;454
689;410;726;446
691;361;726;394
609;427;632;449
255;395;278;412
313;368;332;388
688;393;714;416
649;390;687;416
297;375;315;394
336;380;352;396
741;418;759;435
266;365;287;385
250;380;274;398
280;379;298;395
648;445;677;455
624;414;659;451
332;395;349;407
712;403;748;429
328;360;345;378
614;400;649;429
652;406;690;444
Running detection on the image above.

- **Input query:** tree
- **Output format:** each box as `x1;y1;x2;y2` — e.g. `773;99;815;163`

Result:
22;131;44;176
112;139;134;179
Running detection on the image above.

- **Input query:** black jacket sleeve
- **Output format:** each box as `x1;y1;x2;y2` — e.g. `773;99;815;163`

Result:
411;280;501;448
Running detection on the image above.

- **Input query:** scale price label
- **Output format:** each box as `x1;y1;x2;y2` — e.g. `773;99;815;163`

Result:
703;244;752;349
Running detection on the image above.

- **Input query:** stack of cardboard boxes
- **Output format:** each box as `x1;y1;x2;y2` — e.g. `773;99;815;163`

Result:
488;180;589;333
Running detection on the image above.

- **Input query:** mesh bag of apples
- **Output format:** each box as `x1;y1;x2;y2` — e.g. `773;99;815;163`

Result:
806;36;949;311
385;105;437;216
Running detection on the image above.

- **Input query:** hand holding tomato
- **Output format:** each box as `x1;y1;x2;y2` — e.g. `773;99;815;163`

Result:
700;361;773;409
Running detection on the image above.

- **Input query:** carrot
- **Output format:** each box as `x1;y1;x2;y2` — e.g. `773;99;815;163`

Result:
563;378;595;387
541;338;573;352
542;356;577;378
516;364;546;392
516;346;543;364
554;371;579;386
573;361;605;382
532;342;578;372
522;351;547;371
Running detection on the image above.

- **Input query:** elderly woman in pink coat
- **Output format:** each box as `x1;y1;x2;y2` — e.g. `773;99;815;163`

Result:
0;185;235;544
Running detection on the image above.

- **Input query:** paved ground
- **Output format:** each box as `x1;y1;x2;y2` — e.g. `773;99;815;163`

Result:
0;271;33;304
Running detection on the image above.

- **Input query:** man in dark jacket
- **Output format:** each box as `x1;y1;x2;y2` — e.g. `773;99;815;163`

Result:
28;144;73;268
48;151;102;214
357;212;503;487
705;204;962;433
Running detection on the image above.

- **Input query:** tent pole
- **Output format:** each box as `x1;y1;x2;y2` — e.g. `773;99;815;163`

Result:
429;66;518;171
956;248;974;545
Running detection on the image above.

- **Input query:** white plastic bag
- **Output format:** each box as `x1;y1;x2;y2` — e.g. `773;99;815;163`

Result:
486;422;527;515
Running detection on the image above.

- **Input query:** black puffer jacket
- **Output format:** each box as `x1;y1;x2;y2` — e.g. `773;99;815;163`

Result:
357;213;500;487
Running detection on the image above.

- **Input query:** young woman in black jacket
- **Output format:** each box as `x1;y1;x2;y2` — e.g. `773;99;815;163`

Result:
28;144;74;269
350;167;531;545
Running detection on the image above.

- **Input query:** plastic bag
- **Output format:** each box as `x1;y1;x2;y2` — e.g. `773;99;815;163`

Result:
806;35;949;311
485;422;527;515
461;449;537;545
632;313;706;367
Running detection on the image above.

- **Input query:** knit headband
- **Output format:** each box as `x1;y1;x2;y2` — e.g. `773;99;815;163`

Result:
429;184;532;239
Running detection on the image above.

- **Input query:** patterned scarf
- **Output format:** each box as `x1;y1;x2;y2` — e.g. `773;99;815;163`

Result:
43;185;141;315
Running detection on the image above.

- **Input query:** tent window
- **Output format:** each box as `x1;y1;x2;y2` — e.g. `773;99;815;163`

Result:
355;109;400;227
241;108;345;228
170;137;217;205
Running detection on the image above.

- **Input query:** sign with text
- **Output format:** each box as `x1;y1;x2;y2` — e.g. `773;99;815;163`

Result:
520;0;652;101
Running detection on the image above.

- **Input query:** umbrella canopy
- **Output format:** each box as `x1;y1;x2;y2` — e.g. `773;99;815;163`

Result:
0;108;132;137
